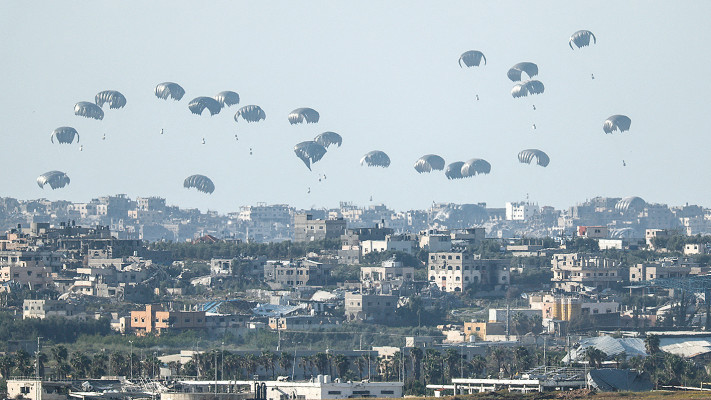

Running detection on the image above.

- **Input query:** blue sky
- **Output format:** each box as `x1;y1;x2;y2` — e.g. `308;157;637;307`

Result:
1;1;710;213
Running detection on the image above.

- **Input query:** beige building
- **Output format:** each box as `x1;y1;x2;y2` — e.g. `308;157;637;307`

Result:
551;253;622;292
428;252;509;293
344;292;397;323
360;258;414;284
0;261;54;291
23;299;85;320
629;262;698;282
294;214;347;242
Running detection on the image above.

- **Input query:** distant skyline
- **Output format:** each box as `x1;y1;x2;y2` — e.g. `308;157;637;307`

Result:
2;1;710;213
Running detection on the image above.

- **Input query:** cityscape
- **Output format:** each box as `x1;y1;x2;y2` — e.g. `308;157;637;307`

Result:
0;194;710;399
3;1;711;400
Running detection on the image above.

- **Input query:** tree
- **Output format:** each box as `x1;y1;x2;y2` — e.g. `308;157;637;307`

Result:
15;350;33;377
313;353;329;376
409;347;423;381
584;347;607;369
0;354;15;379
333;354;349;379
260;351;277;379
278;352;293;377
645;335;661;355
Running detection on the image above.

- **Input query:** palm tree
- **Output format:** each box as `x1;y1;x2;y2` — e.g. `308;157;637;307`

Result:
0;354;15;379
278;352;293;377
260;351;278;379
645;335;661;355
409;347;423;382
51;345;68;366
110;352;127;377
584;347;607;369
70;352;91;378
15;349;33;377
244;354;259;378
37;352;49;378
313;353;329;376
354;356;366;380
333;354;349;379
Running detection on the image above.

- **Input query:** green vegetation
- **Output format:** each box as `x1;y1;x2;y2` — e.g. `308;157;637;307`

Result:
149;239;340;261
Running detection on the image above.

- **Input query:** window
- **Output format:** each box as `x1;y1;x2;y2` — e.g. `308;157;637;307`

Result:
381;391;394;395
328;391;342;395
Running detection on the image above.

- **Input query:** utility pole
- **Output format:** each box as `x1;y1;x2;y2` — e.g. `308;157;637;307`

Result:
129;340;134;380
35;337;42;379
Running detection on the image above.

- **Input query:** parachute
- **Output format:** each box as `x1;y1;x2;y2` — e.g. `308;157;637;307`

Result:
188;97;222;116
214;91;240;107
95;90;126;109
235;105;266;122
511;80;545;98
288;108;320;125
314;131;342;148
445;162;465;180
360;151;390;168
183;174;215;194
603;115;631;134
74;102;104;120
37;171;70;190
507;62;538;82
461;158;491;177
414;154;445;173
569;30;597;50
459;50;486;68
155;82;185;101
51;127;79;144
294;141;327;170
518;149;550;167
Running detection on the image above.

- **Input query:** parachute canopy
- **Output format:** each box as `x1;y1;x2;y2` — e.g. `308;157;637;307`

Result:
95;90;126;109
360;151;390;168
155;82;185;101
37;171;70;190
511;80;545;98
507;62;539;82
414;154;445;173
461;158;491;177
518;149;550;167
51;127;79;144
294;141;327;170
288;108;320;125
74;102;104;120
459;50;486;68
235;105;266;122
569;30;597;49
183;174;215;194
314;131;342;148
188;97;222;116
603;115;631;134
445;161;465;180
214;91;240;107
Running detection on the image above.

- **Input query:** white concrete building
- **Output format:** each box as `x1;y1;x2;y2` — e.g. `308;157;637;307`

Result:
264;375;403;400
505;202;539;221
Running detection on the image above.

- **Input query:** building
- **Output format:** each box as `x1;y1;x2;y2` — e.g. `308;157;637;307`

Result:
261;376;402;400
629;261;698;282
268;315;339;330
427;252;509;293
684;243;708;255
294;214;346;242
130;304;206;335
551;253;623;292
344;292;397;323
577;226;609;239
22;299;85;320
360;234;416;256
0;261;54;291
263;259;333;288
360;258;415;285
505;202;539;221
419;230;452;252
463;321;507;341
6;379;71;400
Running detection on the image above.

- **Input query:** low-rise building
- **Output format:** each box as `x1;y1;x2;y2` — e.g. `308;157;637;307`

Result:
263;259;333;289
22;299;85;320
268;315;339;330
130;304;206;335
294;214;347;242
344;292;397;323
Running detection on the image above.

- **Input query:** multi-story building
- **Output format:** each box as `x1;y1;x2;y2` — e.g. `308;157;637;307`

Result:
263;259;333;288
577;226;609;239
22;299;85;320
0;261;54;290
629;260;700;282
551;253;623;292
268;315;339;330
360;234;416;256
418;230;452;252
427;252;509;293
505;202;539;221
360;258;415;285
130;304;206;335
344;292;397;323
294;213;347;242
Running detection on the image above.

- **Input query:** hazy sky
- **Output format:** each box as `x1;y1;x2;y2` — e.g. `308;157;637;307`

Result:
2;1;710;213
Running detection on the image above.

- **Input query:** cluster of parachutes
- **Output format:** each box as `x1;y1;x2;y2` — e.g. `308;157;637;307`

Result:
40;28;639;196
